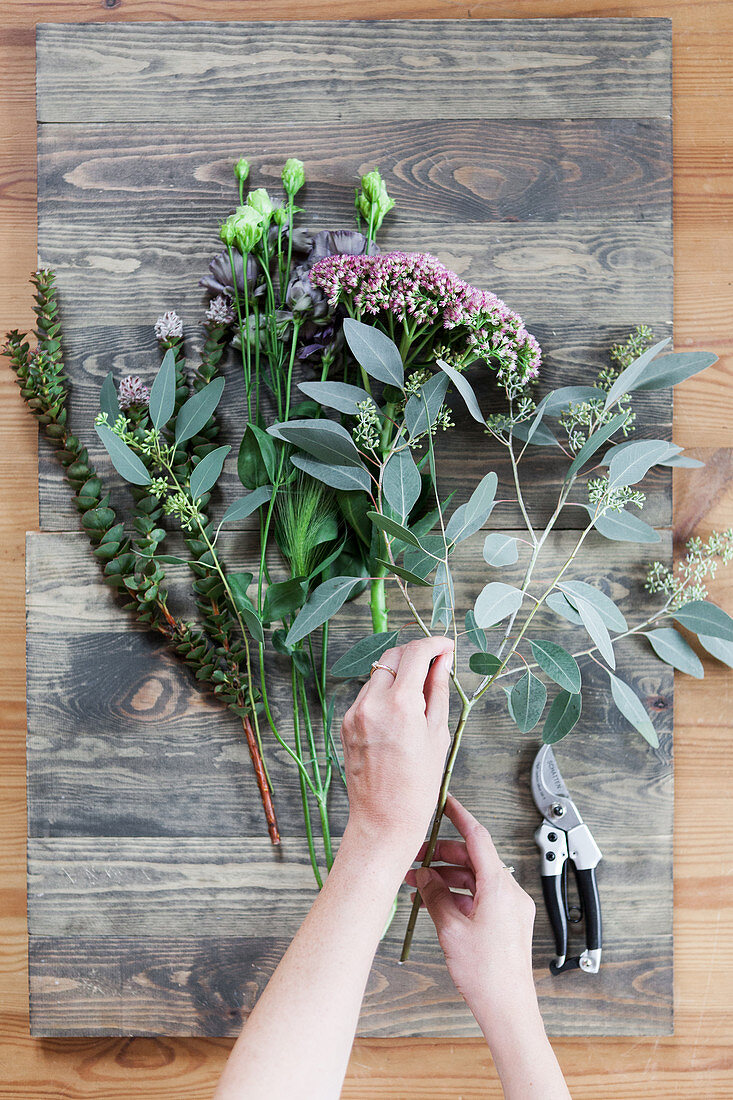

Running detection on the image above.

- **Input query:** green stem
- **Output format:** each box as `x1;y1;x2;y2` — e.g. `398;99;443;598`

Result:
370;563;389;633
298;670;334;870
292;663;323;887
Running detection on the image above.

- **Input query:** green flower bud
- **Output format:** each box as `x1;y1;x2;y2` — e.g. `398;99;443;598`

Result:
230;206;264;252
272;206;289;227
282;157;305;197
357;169;395;232
246;188;274;221
219;216;238;247
360;168;383;202
233;157;250;183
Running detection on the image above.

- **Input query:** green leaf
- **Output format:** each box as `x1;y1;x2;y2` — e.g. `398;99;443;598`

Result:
465;609;488;652
367;511;424;550
586;506;661;544
404;373;450;438
238;423;278;489
175;376;225;443
606;671;658;747
308;535;347;582
95;423;151;486
673;600;733;642
431;560;454;628
568;593;615;668
343;318;404;388
189;444;231;501
228;572;264;645
403;535;445;581
291;453;371;492
698;633;733;668
383;447;422;521
331;630;401;678
99;371;120;423
262;577;308;623
473;582;524;629
630;350;718;392
509;671;547;733
269;419;362;467
565;413;630;484
445;472;498;544
546;591;584;625
542;690;582;744
285;575;362;646
436;359;484;423
661;453;705;469
607;439;681;490
376;559;430;587
645;628;704;679
543;386;606;416
468;651;501;676
483;533;519;567
530;639;581;693
218;485;273;527
297;380;373;415
157;555;189;566
603;337;671;410
511;418;559;447
149;347;177;430
558;580;627;633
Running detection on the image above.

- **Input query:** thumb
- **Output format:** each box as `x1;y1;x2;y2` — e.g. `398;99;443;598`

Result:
416;867;459;930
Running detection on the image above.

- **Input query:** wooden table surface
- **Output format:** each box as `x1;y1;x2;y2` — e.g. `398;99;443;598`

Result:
0;0;730;1095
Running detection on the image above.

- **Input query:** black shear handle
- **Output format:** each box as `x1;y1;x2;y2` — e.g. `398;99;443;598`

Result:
575;866;602;951
541;873;567;962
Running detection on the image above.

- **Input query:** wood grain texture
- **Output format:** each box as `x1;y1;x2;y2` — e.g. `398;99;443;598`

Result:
1;0;730;1095
35;19;672;123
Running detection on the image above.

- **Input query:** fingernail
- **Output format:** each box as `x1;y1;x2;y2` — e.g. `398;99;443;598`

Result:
415;867;431;889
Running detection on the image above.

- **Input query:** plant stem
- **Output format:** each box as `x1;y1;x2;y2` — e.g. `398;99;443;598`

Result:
401;698;473;961
292;662;323;888
370;563;389;632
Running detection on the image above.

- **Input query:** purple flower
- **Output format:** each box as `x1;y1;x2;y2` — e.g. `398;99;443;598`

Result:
200;249;258;298
118;376;151;410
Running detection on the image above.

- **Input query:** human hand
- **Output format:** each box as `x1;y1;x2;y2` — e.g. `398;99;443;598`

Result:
406;794;541;1045
339;635;454;866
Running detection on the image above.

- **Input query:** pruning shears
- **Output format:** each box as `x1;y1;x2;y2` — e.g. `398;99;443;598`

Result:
531;744;603;975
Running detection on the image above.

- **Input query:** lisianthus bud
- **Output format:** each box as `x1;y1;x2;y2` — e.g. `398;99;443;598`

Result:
230;206;264;252
360;168;383;202
273;206;289;227
357;169;395;233
246;188;274;222
234;157;250;183
219;217;238;247
282;158;305;197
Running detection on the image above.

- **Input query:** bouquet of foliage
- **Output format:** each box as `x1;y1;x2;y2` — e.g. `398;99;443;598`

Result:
8;157;733;960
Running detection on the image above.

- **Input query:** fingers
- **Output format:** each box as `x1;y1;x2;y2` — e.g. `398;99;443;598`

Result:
406;864;476;894
415;838;471;868
393;636;454;695
410;889;474;917
423;645;452;735
415;866;463;929
364;643;404;693
443;794;503;880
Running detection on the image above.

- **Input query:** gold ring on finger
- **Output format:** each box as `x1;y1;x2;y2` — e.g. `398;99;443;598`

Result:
370;661;397;680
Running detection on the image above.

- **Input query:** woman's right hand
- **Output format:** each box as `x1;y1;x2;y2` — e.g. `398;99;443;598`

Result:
405;794;540;1043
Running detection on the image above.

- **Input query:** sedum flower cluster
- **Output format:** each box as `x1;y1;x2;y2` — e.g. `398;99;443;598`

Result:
310;250;541;385
646;529;733;609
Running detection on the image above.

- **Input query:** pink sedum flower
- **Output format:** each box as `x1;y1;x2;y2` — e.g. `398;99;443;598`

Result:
118;375;151;410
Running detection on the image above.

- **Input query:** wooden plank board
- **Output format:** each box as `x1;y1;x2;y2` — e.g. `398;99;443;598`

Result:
36;20;672;123
31;18;674;1037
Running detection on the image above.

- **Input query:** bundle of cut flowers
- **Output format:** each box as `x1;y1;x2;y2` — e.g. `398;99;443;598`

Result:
7;157;733;959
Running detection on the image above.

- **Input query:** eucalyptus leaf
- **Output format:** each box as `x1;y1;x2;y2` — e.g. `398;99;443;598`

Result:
269;418;362;467
228;572;264;645
558;580;627;633
99;371;121;423
95;423;152;486
603;337;671;411
565;413;629;484
673;600;733;642
149;347;177;430
468;651;501;677
483;533;519;567
175;376;225;444
331;630;402;679
189;445;231;501
586;505;661;544
238;423;278;489
431;560;455;628
511;418;559;447
607;439;681;490
569;595;615;668
698;633;733;668
436;358;485;423
530;639;581;694
297;380;373;415
546;591;584;626
367;511;424;550
404;372;450;439
645;627;704;678
473;582;524;629
291;453;371;493
445;472;498;544
543;386;606;416
606;671;659;747
218;485;273;528
509;671;547;733
376;559;431;587
660;453;705;469
343;317;404;388
465;609;488;652
285;575;362;646
542;690;582;744
383;447;422;521
403;535;445;580
631;350;718;392
262;577;308;623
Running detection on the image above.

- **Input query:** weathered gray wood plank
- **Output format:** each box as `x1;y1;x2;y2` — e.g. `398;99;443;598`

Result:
37;119;671;225
36;20;672;124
